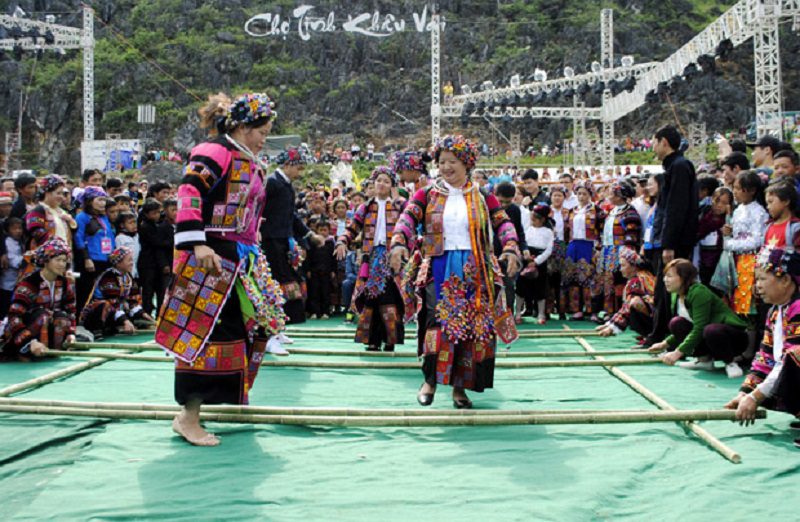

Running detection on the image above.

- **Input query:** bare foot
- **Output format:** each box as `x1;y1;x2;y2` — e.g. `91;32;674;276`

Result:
172;414;220;447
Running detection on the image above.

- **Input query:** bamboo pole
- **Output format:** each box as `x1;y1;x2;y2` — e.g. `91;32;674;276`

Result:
566;327;751;464
0;354;121;397
66;343;648;358
0;398;655;418
0;402;762;427
281;329;602;339
46;350;660;369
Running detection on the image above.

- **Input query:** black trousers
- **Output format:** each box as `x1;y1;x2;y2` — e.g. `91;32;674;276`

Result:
139;265;169;316
306;271;332;316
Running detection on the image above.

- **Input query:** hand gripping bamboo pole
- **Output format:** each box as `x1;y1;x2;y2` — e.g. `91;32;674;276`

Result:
566;327;753;464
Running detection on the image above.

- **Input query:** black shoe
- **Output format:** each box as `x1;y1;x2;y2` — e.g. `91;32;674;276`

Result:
790;420;800;431
453;397;473;409
794;438;800;449
384;345;395;352
366;345;380;352
417;386;435;406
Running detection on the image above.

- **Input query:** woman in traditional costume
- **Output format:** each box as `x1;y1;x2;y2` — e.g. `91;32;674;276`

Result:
561;181;606;321
80;246;153;336
545;185;569;320
156;92;285;446
596;247;656;340
389;135;520;409
335;166;406;351
2;238;76;360
22;174;76;277
596;180;642;320
725;247;800;448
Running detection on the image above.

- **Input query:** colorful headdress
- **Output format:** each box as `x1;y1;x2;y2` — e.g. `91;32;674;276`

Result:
34;238;71;267
41;174;65;193
532;203;551;220
369;165;397;186
226;92;277;127
276;147;306;166
434;135;479;171
390;151;429;175
548;184;567;196
109;246;132;266
757;247;800;285
612;180;636;200
574;180;594;196
619;246;647;268
76;186;107;207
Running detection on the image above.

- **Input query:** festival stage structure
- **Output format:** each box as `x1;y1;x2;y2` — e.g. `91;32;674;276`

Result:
440;0;800;171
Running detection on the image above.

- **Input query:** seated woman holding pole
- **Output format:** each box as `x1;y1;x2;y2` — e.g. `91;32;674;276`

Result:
724;247;800;448
1;238;76;360
595;247;655;342
648;258;749;378
79;246;154;336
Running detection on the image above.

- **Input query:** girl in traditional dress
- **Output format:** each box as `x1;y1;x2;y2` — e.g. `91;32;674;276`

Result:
561;181;606;322
546;185;568;320
335;166;406;351
156;92;286;446
80;246;154;336
2;238;76;360
517;204;554;325
725;247;800;448
390;150;430;198
596;247;656;341
723;170;768;314
389;135;520;409
596;180;642;320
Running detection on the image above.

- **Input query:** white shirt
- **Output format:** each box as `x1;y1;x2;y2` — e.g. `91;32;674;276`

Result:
443;183;471;250
603;205;625;246
551;207;565;241
525;226;554;265
758;305;786;397
571;205;589;241
276;168;290;184
677;297;692;321
563;193;579;210
632;196;650;224
374;198;388;246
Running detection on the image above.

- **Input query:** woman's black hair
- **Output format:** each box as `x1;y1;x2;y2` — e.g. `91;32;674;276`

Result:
646;172;665;206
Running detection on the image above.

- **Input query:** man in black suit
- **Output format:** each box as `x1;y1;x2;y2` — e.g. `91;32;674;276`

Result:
260;148;322;324
646;125;698;346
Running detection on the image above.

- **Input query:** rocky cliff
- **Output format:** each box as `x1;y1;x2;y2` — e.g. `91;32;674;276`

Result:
2;0;799;174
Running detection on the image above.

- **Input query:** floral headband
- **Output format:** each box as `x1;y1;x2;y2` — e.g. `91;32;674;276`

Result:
619;246;647;268
226;92;277;127
434;135;479;171
757;247;800;284
612;180;636;200
41;174;65;193
109;246;132;266
369;165;398;186
34;237;71;267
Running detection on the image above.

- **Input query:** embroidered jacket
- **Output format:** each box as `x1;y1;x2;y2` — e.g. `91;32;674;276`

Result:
605;204;642;248
742;297;800;392
337;197;406;255
4;270;76;347
391;183;519;259
79;267;144;325
25;203;74;251
608;271;656;331
175;135;266;249
564;203;606;243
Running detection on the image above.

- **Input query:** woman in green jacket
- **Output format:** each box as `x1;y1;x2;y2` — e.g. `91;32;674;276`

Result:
649;258;749;378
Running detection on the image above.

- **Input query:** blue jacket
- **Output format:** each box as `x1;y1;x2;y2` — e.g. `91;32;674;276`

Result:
75;212;115;262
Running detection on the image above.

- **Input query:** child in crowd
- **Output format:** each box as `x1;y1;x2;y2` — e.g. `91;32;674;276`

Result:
0;217;24;318
696;187;733;287
138;199;169;317
517;204;554;325
763;180;800;253
724;170;769;315
115;212;140;279
305;220;336;319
